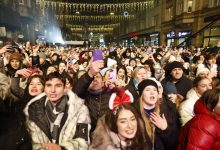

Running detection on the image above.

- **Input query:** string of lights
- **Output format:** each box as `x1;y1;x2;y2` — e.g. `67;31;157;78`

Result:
56;15;135;22
36;0;154;13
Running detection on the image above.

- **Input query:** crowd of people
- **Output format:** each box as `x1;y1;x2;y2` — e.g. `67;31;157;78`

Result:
0;40;220;150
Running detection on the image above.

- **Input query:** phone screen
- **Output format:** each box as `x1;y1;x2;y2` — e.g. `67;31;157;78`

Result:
109;69;117;82
93;50;103;61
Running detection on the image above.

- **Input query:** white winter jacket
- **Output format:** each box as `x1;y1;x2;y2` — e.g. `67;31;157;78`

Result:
24;90;91;150
178;88;200;126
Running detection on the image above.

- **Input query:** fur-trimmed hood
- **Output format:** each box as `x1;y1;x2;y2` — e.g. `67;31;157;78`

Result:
24;89;85;118
24;90;91;150
90;115;120;150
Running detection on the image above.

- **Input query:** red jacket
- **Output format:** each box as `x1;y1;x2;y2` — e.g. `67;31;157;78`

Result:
178;99;220;150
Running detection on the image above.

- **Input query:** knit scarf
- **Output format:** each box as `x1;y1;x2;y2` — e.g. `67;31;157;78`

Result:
45;96;68;143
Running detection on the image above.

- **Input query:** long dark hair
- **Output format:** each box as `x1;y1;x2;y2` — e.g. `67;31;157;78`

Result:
117;66;128;84
16;74;45;119
201;88;220;112
105;104;146;150
22;74;45;102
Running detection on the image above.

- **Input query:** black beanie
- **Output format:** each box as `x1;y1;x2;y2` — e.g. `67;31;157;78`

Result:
138;79;158;95
167;61;184;72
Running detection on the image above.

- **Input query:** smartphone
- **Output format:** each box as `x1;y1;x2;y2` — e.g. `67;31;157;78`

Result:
110;47;114;52
109;69;117;82
93;49;103;61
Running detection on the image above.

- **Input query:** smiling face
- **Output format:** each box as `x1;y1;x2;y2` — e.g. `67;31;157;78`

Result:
117;109;137;141
28;77;44;96
10;59;20;70
117;68;125;79
141;85;159;109
44;78;66;102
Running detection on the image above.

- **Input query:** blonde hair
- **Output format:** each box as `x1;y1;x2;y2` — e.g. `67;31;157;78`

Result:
139;96;160;146
133;66;146;78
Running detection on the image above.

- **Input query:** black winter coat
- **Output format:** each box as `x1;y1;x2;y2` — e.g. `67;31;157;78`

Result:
161;76;192;100
0;110;32;150
73;73;111;132
135;98;178;150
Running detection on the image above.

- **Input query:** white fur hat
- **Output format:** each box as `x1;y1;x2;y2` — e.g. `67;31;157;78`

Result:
196;67;210;76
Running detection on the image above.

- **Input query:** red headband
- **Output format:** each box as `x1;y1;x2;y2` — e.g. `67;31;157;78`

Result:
109;87;134;110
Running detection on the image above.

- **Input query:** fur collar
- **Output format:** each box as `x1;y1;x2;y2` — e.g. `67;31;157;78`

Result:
24;90;85;119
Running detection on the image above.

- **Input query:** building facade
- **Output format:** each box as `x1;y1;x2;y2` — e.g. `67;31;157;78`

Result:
116;0;220;47
0;0;38;43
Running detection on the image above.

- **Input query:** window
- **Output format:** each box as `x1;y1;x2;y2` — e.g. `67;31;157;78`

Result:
176;0;183;15
213;0;220;6
154;0;160;7
27;0;31;7
208;0;220;7
18;0;25;5
187;0;193;13
166;7;173;21
152;15;159;26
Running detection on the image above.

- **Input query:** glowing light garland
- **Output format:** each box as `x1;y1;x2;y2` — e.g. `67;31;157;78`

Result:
66;23;120;28
56;15;135;22
36;0;154;13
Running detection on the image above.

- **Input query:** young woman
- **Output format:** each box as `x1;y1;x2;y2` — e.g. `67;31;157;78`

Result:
90;89;146;150
126;66;133;83
117;66;128;86
11;74;45;101
178;88;220;150
178;76;212;126
5;52;23;77
1;75;45;150
197;53;217;78
137;79;178;150
46;65;57;75
126;66;147;100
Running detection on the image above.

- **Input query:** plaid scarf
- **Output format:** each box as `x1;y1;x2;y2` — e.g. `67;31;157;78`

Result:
45;96;68;143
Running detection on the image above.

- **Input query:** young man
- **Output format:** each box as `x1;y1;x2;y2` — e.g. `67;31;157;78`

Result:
24;72;91;150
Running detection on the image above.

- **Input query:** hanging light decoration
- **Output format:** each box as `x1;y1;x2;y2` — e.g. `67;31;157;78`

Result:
66;23;120;28
56;15;135;22
70;27;114;33
36;0;154;13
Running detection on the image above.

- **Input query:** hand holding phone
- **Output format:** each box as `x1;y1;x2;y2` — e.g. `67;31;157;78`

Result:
93;50;103;61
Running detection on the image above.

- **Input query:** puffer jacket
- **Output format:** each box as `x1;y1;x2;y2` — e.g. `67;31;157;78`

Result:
24;90;91;150
178;99;220;150
178;88;200;126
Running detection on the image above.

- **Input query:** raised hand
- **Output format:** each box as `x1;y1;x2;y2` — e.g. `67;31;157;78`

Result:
15;68;32;78
150;113;168;130
88;58;104;78
0;44;11;54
